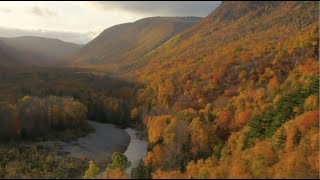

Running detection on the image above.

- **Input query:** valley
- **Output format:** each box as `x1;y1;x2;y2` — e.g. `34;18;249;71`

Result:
0;1;318;179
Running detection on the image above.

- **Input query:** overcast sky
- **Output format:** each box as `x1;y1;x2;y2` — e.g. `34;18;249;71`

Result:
0;1;221;44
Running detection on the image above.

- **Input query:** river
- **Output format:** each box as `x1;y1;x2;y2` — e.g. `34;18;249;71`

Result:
37;121;147;179
95;127;148;178
123;128;148;177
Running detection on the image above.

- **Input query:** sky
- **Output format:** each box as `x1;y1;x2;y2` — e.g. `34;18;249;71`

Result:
0;1;221;44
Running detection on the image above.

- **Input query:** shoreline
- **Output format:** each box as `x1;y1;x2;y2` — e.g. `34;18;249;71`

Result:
31;120;147;179
95;127;148;179
35;121;131;178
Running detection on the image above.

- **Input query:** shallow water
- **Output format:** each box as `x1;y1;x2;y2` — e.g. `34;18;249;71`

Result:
95;127;148;179
123;128;148;177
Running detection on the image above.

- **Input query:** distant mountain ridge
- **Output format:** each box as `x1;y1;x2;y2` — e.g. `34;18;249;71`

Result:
71;16;202;71
0;40;16;66
0;36;82;67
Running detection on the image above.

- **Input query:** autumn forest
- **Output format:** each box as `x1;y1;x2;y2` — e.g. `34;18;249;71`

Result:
0;1;319;179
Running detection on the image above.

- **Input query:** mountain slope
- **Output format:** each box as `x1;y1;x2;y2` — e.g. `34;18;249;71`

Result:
132;1;318;78
71;17;201;71
0;40;28;67
128;1;319;178
0;41;14;66
0;36;82;66
130;1;318;104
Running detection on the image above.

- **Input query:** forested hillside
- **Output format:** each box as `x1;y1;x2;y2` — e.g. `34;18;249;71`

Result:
126;1;319;178
71;17;201;72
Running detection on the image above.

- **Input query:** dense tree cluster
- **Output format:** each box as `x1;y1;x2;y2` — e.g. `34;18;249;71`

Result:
139;37;319;179
0;144;87;179
0;96;88;139
0;67;140;128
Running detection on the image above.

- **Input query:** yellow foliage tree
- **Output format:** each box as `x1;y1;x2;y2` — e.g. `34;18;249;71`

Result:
152;169;186;179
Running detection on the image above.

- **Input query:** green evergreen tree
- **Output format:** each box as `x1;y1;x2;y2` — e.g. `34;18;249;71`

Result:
108;152;131;172
272;127;287;149
292;128;302;146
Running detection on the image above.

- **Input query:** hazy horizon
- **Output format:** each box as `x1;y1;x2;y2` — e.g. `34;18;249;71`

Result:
0;1;221;44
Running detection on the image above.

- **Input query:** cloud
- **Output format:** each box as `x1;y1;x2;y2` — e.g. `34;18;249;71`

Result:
82;1;221;17
0;26;97;44
29;6;57;17
0;7;12;13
